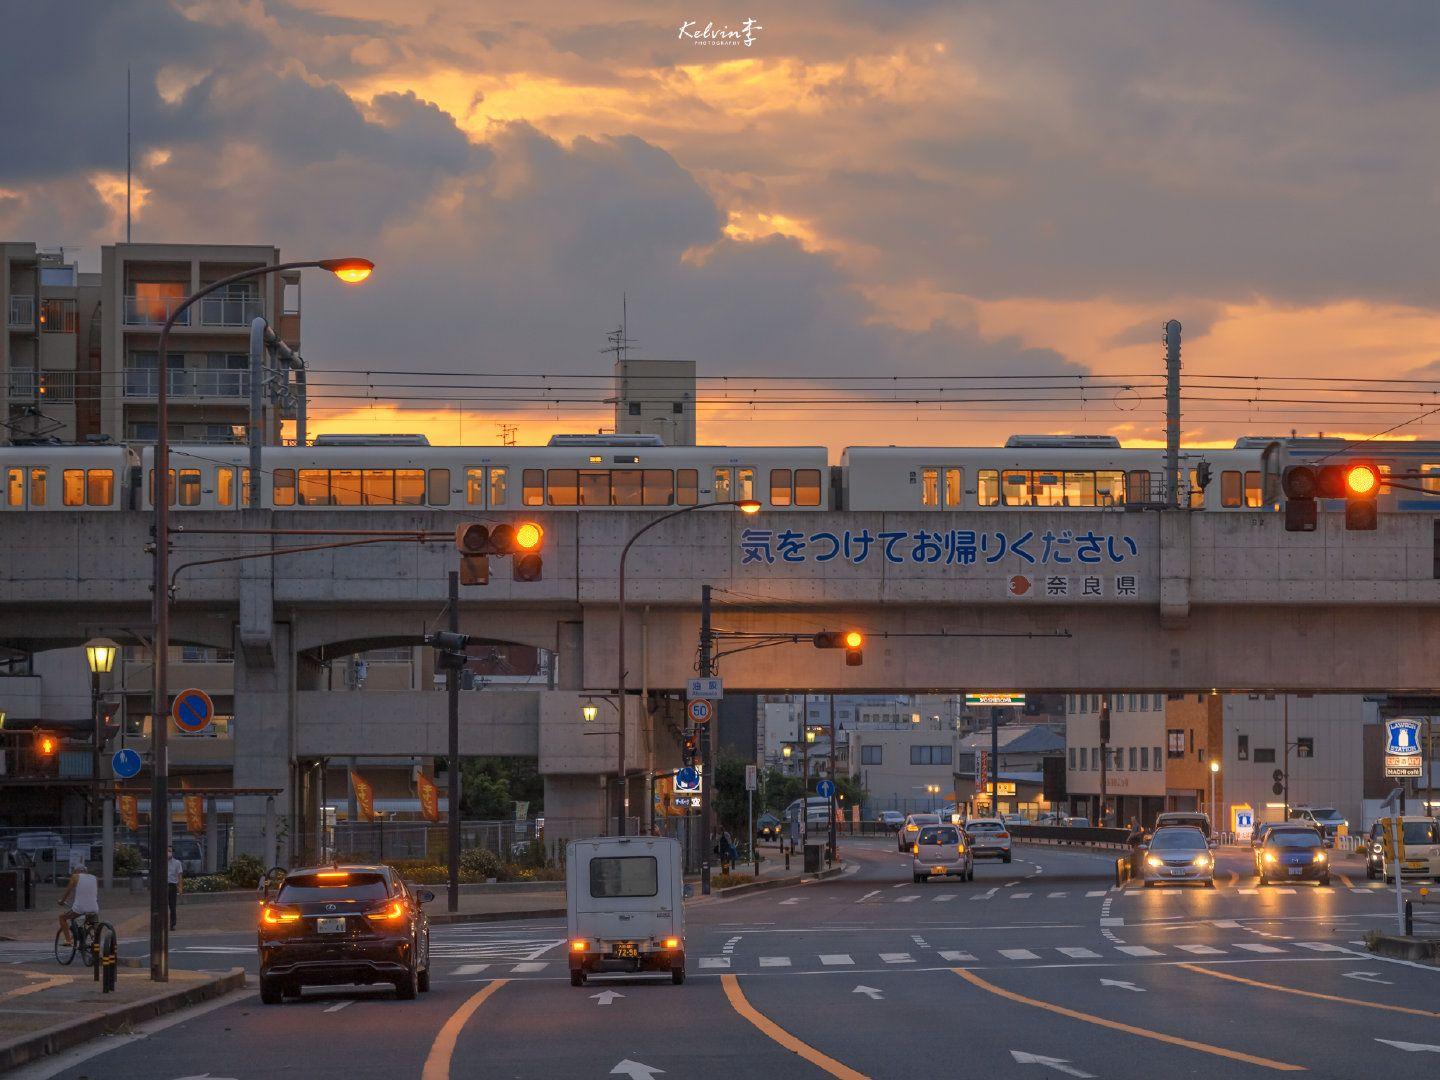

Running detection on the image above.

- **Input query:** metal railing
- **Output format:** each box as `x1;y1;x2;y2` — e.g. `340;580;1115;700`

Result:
6;369;75;403
123;295;190;326
198;295;263;327
8;294;34;328
123;367;249;398
326;819;539;865
40;298;77;334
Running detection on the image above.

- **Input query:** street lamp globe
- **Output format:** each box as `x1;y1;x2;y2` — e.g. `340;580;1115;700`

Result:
581;704;599;723
84;637;119;675
1210;760;1220;774
782;746;792;760
737;500;762;514
318;258;375;284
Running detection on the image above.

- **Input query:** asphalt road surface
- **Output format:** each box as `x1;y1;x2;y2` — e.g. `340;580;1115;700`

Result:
10;839;1438;1080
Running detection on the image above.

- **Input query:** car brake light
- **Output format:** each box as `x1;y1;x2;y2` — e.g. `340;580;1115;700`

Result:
366;900;407;922
911;844;919;855
996;832;1009;840
957;844;966;855
662;937;680;949
261;905;300;925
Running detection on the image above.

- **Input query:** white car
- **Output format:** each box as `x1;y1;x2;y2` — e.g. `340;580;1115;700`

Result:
911;824;973;883
963;818;1012;863
898;813;940;851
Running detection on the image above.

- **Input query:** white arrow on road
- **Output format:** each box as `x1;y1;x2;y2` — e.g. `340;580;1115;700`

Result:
1376;1039;1440;1053
1099;978;1145;992
1010;1050;1095;1077
852;985;884;1000
1342;971;1393;985
611;1060;665;1078
591;990;625;1005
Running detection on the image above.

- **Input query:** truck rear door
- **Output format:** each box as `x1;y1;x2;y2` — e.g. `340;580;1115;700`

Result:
579;849;667;944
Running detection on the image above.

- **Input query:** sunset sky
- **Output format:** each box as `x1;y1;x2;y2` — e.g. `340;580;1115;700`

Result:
5;1;1438;454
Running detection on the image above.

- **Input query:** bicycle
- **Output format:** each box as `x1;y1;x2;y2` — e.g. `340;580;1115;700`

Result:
55;911;99;966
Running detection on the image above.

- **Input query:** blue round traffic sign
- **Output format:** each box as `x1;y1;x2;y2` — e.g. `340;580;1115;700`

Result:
171;688;214;734
816;779;835;798
675;766;700;791
111;748;142;780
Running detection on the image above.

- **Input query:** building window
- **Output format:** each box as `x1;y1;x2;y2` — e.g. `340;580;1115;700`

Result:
1140;746;1149;770
1253;748;1276;763
1237;734;1249;760
910;745;952;765
861;745;882;765
672;401;684;414
1116;695;1125;713
1296;737;1314;758
1128;746;1137;770
628;402;641;416
1113;748;1124;772
1166;730;1184;758
1068;747;1076;769
1079;747;1087;770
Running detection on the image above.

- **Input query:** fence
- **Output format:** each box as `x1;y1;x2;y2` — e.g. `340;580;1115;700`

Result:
328;818;539;865
0;824;232;882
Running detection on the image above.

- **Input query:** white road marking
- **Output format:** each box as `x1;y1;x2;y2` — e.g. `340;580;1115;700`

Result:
1211;920;1243;929
853;985;884;1000
779;897;803;906
933;894;956;902
940;950;977;962
1057;947;1101;959
1233;944;1283;954
699;957;731;969
324;1000;354;1013
1294;942;1347;952
1099;978;1145;992
1115;945;1161;957
880;952;914;964
1011;893;1032;899
857;890;881;903
510;962;548;973
1176;945;1225;955
895;895;920;904
452;963;490;975
1236;888;1259;896
759;956;791;967
1085;891;1108;898
973;889;998;900
999;949;1040;961
1100;918;1124;927
819;954;854;966
1047;892;1068;899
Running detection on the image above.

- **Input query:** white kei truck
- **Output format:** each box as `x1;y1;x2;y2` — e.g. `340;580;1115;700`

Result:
566;836;685;986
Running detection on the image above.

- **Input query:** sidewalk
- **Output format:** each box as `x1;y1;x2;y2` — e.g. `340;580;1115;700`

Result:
0;963;243;1072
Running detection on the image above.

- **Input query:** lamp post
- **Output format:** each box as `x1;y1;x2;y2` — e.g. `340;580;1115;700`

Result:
149;257;372;982
614;499;759;836
85;638;118;826
1209;759;1221;827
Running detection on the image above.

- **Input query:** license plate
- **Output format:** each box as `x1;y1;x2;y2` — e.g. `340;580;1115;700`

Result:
1166;868;1184;876
933;867;948;875
316;917;346;934
1288;867;1302;876
1406;860;1424;868
612;942;638;958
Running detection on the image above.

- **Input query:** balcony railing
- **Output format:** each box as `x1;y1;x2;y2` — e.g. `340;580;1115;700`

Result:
198;295;263;327
40;298;77;334
8;295;34;329
123;295;190;326
8;369;76;403
123;368;249;399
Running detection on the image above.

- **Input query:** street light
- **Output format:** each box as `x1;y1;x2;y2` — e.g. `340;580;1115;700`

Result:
85;638;118;827
1210;759;1221;824
150;256;372;982
613;498;761;836
581;704;599;723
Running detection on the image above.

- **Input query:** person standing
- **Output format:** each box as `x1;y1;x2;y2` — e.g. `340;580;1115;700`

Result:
166;845;184;930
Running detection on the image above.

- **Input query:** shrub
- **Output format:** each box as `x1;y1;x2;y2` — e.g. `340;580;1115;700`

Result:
224;853;265;889
113;844;144;878
460;847;501;882
387;860;451;884
499;864;565;882
712;873;754;889
184;874;231;893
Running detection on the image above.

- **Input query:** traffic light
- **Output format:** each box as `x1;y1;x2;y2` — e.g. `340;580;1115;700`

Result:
814;630;864;666
1342;462;1379;531
454;521;544;583
682;732;698;766
424;631;471;671
34;730;58;757
100;704;120;744
1281;465;1318;532
1282;461;1382;531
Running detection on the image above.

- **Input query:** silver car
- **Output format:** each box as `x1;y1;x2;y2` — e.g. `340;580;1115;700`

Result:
1141;826;1215;887
911;824;974;883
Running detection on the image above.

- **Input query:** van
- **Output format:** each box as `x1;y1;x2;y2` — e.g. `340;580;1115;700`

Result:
784;797;832;829
1377;816;1440;883
566;836;685;986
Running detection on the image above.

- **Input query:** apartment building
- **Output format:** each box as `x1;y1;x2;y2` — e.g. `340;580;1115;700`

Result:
2;240;300;446
613;358;696;445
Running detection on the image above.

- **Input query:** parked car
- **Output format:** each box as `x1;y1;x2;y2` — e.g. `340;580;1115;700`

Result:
877;810;905;833
1065;817;1091;828
567;836;684;986
963;818;1012;862
910;824;973;883
171;837;205;876
1141;826;1214;888
1288;806;1348;848
1257;829;1330;886
1153;812;1212;840
257;864;433;1003
1001;813;1028;829
897;813;940;851
1374;817;1440;884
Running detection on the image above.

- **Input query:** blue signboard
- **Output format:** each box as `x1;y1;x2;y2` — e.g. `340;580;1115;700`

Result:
816;779;835;799
111;748;142;780
674;767;700;792
171;688;214;735
1385;718;1422;778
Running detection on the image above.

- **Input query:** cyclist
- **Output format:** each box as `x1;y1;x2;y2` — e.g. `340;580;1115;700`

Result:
57;861;100;946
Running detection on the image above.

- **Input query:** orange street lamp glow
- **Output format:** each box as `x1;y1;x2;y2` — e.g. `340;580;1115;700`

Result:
319;258;375;284
514;522;544;550
1345;464;1379;496
738;500;762;514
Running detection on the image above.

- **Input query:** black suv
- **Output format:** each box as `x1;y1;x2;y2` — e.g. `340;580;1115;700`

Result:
257;865;433;1004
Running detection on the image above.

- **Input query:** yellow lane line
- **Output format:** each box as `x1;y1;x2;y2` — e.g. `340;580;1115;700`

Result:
421;979;508;1080
0;974;71;1001
721;974;869;1080
950;968;1304;1072
1177;963;1440;1018
1339;874;1354;888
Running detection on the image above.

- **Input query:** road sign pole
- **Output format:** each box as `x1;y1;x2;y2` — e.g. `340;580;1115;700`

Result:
699;585;713;895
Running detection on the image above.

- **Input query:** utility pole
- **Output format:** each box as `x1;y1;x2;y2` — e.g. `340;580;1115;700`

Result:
1099;693;1111;826
447;571;460;913
1164;320;1182;509
1282;694;1290;820
990;705;1000;818
801;692;810;850
698;585;713;895
828;694;837;862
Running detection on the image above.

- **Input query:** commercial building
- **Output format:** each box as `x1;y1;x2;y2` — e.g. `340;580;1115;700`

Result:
613;357;695;445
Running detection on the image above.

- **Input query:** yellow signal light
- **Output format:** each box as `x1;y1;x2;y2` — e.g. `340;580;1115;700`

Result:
38;734;56;755
844;631;863;649
1345;464;1378;497
514;522;543;550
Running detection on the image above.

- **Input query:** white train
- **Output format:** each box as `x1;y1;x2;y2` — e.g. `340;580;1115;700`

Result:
3;433;1437;515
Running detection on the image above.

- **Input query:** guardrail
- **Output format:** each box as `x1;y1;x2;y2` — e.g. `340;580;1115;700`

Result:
1009;824;1135;848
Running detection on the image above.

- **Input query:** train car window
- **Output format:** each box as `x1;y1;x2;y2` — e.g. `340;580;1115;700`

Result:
466;468;485;505
1098;471;1125;507
1244;470;1264;507
428;468;450;506
1033;472;1064;507
331;469;363;507
29;467;47;507
713;468;732;501
1220;470;1242;508
177;469;202;506
523;469;544;506
216;467;234;507
241;469;252;507
5;468;21;506
1126;470;1150;505
944;468;962;508
298;469;331;506
770;469;792;506
677;469;698;505
362;469;393;506
489;467;508;507
795;469;822;507
977;470;1000;507
148;468;176;507
87;469;114;506
63;469;86;506
578;470;610;506
921;468;939;507
547;469;578;505
273;468;296;506
610;470;642;505
395;470;425;505
1423;464;1440;495
737;467;755;501
1187;469;1205;509
643;469;675;506
1001;470;1028;506
1064;472;1096;507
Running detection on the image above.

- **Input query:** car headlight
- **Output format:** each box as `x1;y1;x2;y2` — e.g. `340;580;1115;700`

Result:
1264;851;1277;863
1313;851;1326;864
1192;855;1211;868
1146;855;1162;868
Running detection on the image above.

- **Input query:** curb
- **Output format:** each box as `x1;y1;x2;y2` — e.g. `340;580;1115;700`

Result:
1366;932;1440;964
0;967;245;1073
694;863;846;902
428;908;566;926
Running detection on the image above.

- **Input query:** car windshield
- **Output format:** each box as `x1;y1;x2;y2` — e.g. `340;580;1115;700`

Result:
1307;808;1340;820
910;815;938;825
919;827;960;845
277;871;390;903
1149;828;1206;851
966;820;1003;832
1403;821;1440;845
1268;832;1320;849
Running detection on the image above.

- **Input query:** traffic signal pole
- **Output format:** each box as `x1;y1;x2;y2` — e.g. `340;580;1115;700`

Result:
699;585;713;894
447;570;460;914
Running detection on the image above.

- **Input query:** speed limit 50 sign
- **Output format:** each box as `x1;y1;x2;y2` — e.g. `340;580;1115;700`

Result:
687;699;713;725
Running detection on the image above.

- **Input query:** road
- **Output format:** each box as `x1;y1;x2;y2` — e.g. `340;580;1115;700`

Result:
10;838;1437;1080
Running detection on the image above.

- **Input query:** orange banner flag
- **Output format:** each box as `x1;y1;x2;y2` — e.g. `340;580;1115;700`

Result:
350;770;377;821
417;773;440;823
182;781;204;836
118;795;139;832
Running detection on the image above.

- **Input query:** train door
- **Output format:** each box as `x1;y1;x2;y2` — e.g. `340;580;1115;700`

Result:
3;466;49;510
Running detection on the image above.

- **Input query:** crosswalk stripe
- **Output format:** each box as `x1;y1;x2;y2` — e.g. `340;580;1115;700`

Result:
933;894;956;902
1211;920;1242;928
1236;888;1258;895
1086;890;1108;897
895;895;919;904
880;953;914;964
1047;892;1068;899
1010;893;1032;899
1234;944;1283;954
819;954;853;966
510;962;547;972
700;957;731;969
1176;945;1224;955
759;956;791;967
452;964;490;975
1293;942;1346;952
999;949;1039;960
939;950;977;962
1115;945;1161;957
1269;888;1297;895
973;889;997;900
1057;947;1101;959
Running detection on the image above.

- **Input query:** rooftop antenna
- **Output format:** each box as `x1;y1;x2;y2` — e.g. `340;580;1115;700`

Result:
125;66;132;242
601;293;636;364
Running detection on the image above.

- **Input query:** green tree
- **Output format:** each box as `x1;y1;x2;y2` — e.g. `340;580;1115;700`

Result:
712;754;750;835
457;757;543;819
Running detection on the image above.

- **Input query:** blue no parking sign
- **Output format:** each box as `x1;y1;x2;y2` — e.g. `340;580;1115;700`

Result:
172;688;214;735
